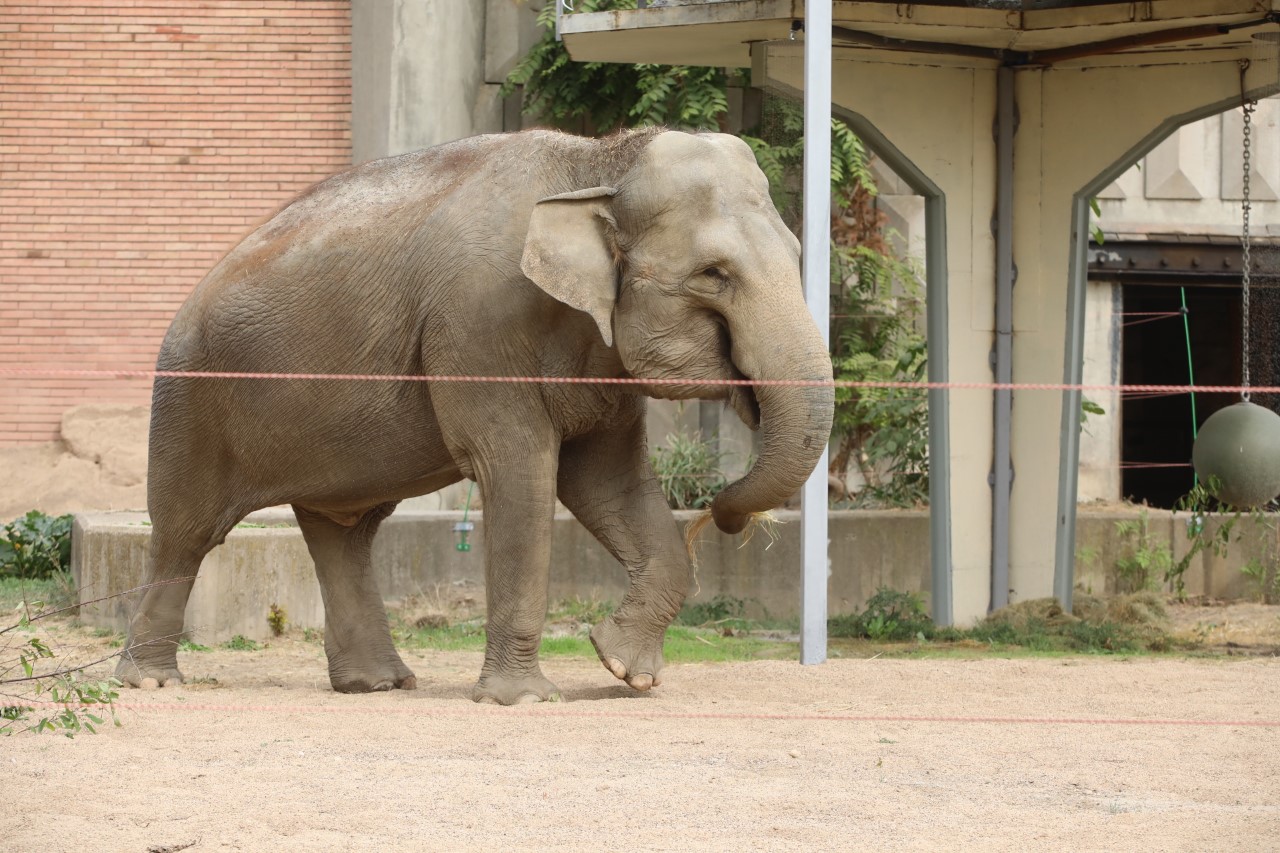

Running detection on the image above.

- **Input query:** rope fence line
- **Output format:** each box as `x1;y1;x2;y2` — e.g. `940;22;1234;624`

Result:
1117;462;1193;469
1;367;1278;396
17;700;1280;728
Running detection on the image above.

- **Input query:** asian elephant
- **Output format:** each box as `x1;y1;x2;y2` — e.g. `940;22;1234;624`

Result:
115;128;834;704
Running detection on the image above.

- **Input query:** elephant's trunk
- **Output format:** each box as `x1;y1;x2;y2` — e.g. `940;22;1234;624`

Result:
711;313;834;535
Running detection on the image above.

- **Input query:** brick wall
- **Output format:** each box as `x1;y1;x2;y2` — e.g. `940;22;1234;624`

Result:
0;0;352;444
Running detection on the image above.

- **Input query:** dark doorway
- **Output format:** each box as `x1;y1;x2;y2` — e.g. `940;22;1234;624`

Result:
1119;282;1241;507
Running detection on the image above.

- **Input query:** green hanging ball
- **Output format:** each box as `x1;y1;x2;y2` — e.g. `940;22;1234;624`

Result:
1191;401;1280;508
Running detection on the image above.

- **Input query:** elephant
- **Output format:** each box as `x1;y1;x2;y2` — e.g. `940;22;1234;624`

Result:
115;127;834;704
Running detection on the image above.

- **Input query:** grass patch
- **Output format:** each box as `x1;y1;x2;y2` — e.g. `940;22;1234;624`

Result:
179;638;212;652
387;590;1196;665
389;597;798;662
828;588;1182;656
221;635;261;651
0;575;74;614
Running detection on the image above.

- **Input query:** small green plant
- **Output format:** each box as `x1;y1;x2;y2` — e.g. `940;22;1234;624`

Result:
1239;558;1279;604
1112;510;1172;594
221;635;260;651
1170;477;1261;600
677;594;748;627
0;511;74;580
649;428;728;510
267;603;287;637
178;638;211;652
828;588;932;641
1080;398;1106;435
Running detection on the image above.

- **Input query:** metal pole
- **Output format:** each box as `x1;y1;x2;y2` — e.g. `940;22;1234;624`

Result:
991;66;1015;612
801;0;831;665
1053;197;1090;612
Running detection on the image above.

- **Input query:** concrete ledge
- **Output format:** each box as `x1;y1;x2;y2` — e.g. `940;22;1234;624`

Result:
73;508;931;642
72;506;1278;643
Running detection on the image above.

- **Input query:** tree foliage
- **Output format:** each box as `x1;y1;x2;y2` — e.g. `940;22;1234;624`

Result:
501;0;728;133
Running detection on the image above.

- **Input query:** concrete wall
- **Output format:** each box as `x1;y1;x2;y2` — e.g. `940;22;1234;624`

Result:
1077;281;1123;502
73;507;1272;643
351;0;539;163
1096;98;1280;240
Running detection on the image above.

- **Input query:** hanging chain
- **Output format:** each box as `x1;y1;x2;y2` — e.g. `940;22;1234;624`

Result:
1241;97;1256;402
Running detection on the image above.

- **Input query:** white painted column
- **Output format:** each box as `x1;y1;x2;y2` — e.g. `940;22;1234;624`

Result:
800;0;832;665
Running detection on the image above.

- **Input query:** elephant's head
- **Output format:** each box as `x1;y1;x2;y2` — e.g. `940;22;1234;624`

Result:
521;130;834;534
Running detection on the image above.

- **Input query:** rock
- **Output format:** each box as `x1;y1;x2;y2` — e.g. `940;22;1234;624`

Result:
60;404;150;486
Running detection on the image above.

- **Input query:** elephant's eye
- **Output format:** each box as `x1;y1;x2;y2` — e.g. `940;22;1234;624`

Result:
703;266;728;281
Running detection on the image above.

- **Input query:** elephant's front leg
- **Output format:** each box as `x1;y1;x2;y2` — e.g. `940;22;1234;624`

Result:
471;445;562;705
558;404;690;691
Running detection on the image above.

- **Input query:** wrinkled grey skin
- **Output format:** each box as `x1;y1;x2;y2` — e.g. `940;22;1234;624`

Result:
115;129;834;704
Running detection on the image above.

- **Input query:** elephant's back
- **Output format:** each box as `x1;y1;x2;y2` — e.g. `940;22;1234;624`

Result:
162;132;574;371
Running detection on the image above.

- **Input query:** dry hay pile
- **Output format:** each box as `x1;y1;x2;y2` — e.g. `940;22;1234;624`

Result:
982;591;1172;651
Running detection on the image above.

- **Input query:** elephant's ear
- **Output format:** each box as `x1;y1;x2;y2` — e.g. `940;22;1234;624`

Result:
521;187;619;347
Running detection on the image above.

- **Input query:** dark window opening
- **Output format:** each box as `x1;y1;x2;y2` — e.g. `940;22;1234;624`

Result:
1119;281;1241;508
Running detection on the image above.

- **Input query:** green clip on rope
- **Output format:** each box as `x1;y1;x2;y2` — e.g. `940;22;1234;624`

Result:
453;482;475;552
1180;287;1198;451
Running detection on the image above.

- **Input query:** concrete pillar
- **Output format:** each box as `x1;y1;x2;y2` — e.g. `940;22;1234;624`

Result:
351;0;538;164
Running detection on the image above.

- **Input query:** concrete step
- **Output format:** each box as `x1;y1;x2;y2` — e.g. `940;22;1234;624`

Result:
70;506;1277;643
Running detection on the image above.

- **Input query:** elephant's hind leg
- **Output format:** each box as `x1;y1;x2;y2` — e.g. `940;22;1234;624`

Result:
294;503;416;693
116;509;241;688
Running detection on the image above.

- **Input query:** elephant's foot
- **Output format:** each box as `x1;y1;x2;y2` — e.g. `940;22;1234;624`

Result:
328;652;418;694
471;670;562;705
115;654;184;689
590;616;664;692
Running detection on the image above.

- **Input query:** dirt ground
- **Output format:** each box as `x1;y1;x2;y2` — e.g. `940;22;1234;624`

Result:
4;632;1279;852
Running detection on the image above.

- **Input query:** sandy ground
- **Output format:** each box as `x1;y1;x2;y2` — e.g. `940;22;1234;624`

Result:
4;635;1279;852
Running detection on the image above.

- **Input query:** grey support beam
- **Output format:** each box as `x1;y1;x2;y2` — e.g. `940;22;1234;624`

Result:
991;66;1016;612
1054;197;1091;612
800;0;832;665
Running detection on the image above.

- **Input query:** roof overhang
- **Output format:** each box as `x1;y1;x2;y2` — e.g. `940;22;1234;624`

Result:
562;0;1280;69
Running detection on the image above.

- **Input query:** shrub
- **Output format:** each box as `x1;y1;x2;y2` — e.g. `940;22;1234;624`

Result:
828;587;932;641
0;511;74;580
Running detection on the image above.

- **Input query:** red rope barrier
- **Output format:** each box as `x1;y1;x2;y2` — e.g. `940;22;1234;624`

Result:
1117;462;1193;469
1;367;1278;395
17;700;1280;728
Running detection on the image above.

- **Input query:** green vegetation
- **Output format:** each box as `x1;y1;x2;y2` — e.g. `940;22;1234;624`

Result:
221;635;261;652
1;580;120;738
501;0;729;134
1;511;74;581
267;603;288;637
1112;510;1173;594
828;587;1179;655
0;576;63;613
649;428;728;510
828;588;932;641
385;589;1213;662
1240;557;1280;604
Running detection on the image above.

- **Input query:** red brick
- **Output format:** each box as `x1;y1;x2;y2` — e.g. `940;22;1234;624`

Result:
1;0;352;444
